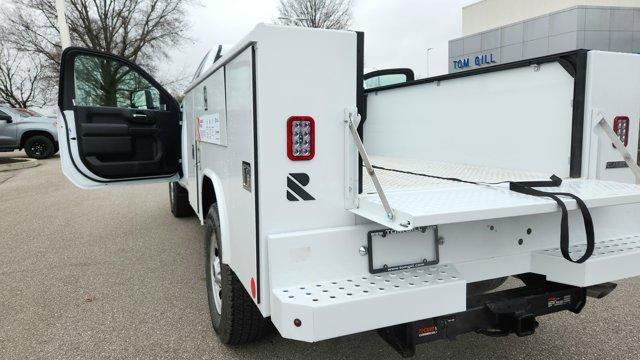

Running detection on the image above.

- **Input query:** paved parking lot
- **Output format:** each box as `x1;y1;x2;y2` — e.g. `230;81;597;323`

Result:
2;151;640;359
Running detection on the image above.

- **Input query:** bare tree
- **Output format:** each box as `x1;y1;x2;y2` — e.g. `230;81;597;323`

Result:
0;0;192;105
0;47;54;108
276;0;353;30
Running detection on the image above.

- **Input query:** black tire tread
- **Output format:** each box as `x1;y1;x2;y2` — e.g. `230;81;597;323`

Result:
222;267;269;345
206;203;269;345
24;135;55;159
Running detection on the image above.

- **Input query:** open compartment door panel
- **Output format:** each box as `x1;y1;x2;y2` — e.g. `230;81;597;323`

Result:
58;47;182;188
352;180;640;231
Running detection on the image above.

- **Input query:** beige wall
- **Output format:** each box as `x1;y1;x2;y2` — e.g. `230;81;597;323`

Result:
463;0;640;35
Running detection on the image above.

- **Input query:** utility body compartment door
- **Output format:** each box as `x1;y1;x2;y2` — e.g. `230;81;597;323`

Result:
58;47;181;188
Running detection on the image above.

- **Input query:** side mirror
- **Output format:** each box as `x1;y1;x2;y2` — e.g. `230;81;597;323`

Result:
130;89;157;110
0;114;12;123
144;89;155;110
364;68;415;90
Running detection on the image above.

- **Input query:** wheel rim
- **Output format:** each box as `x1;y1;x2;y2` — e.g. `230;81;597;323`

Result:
30;141;47;156
209;231;223;313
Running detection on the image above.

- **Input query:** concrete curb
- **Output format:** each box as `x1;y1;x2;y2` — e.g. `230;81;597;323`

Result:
0;158;39;172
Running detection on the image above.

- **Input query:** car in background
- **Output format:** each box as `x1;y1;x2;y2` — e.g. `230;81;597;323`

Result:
0;105;59;159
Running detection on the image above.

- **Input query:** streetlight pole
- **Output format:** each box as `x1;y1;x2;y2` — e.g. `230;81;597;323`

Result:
426;47;434;78
55;0;71;49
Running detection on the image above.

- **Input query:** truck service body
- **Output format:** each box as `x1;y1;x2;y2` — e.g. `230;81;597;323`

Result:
57;24;640;355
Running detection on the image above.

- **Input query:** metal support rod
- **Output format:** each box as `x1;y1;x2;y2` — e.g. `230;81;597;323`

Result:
596;117;640;182
346;113;395;220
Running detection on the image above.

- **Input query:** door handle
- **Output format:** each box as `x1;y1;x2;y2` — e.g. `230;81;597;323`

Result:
130;113;154;124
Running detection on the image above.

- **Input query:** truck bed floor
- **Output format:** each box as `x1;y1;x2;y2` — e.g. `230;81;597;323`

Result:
363;156;552;193
357;156;640;231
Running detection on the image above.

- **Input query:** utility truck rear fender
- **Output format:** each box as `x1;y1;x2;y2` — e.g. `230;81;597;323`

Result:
201;169;232;264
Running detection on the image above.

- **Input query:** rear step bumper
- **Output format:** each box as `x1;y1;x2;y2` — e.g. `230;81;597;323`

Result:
271;265;466;342
270;235;640;343
532;236;640;286
379;281;603;358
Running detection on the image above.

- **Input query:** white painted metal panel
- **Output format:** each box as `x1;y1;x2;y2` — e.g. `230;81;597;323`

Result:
183;89;199;211
354;179;640;231
364;62;574;177
221;48;256;296
186;25;359;314
271;265;465;342
189;48;258;302
268;202;640;340
254;26;358;231
363;155;550;193
252;26;359;312
199;69;228;147
582;51;640;184
268;226;378;290
533;235;640;287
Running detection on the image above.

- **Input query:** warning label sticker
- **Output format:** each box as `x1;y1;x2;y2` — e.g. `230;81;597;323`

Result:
417;325;438;337
198;113;222;145
548;294;571;308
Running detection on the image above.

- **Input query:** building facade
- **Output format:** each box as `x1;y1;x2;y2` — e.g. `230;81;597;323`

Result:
449;2;640;73
461;0;640;35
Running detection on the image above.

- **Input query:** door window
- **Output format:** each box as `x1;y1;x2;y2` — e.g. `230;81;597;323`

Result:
74;55;161;110
0;109;13;122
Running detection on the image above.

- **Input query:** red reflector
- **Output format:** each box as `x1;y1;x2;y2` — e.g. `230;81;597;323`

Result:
613;116;630;147
287;116;315;161
250;277;256;299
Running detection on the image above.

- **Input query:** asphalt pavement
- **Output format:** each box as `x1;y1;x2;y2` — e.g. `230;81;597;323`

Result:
1;150;640;359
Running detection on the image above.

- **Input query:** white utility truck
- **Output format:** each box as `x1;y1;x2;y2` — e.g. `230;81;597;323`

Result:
57;24;640;356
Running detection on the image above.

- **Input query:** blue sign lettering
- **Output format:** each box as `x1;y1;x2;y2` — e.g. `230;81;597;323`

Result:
454;53;497;70
453;58;470;69
474;53;497;67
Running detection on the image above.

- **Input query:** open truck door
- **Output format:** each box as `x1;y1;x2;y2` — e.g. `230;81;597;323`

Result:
57;48;181;188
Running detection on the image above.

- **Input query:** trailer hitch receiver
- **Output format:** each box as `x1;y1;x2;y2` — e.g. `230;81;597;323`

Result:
378;282;589;358
486;300;539;337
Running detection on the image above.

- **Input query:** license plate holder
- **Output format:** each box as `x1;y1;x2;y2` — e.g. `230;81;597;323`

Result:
367;226;439;274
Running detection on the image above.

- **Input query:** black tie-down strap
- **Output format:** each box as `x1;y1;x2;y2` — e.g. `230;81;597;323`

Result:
510;175;595;264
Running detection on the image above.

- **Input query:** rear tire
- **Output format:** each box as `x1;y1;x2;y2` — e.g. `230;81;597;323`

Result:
24;135;55;159
205;203;269;345
169;182;194;217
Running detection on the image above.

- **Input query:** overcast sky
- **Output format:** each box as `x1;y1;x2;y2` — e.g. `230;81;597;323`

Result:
170;0;478;80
